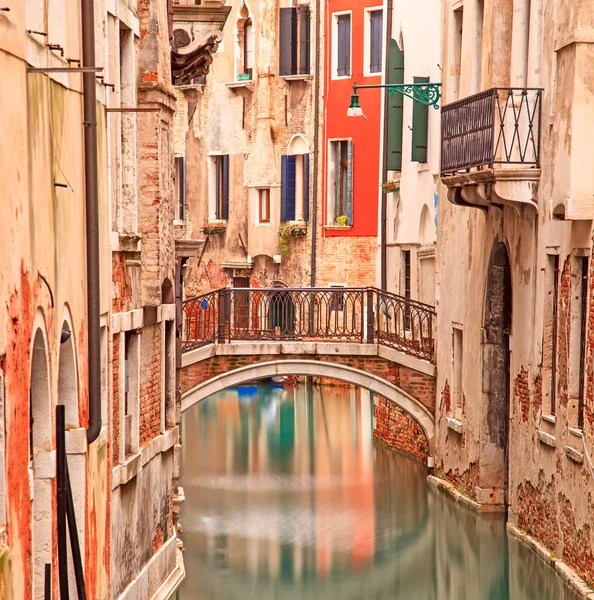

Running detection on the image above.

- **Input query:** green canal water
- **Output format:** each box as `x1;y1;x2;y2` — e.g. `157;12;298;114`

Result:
179;383;581;600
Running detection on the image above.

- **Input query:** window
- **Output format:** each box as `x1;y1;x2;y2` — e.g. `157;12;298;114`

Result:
543;254;560;415
411;76;429;163
281;154;310;221
243;18;253;78
450;7;463;102
568;254;589;429
279;6;311;76
452;328;463;418
211;155;229;220
123;332;139;458
258;188;271;223
368;10;383;74
328;140;353;225
174;156;186;220
335;13;351;77
402;250;411;329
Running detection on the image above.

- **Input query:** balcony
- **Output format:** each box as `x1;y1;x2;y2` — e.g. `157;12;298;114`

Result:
440;88;543;211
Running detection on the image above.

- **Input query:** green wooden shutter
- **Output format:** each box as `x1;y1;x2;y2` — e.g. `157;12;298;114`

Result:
387;39;404;171
345;141;353;225
411;76;429;163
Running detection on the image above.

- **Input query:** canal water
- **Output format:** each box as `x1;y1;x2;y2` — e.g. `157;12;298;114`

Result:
179;383;581;600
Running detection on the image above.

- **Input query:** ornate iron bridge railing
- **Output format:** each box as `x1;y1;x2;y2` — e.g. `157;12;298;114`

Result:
182;287;436;363
441;87;542;176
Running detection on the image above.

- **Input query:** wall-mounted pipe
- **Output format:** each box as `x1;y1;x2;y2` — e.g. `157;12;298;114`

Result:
380;0;393;291
81;0;101;444
310;0;321;287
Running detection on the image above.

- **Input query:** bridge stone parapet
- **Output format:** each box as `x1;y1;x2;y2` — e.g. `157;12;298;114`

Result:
180;341;437;460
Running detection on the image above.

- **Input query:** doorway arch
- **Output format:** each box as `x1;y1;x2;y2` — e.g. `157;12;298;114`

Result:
481;242;512;503
30;323;52;600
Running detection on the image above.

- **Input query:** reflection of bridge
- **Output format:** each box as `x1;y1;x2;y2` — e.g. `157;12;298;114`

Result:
179;287;437;457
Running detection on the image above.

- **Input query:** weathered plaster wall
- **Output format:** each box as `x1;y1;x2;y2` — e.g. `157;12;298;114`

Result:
437;0;594;586
174;0;316;298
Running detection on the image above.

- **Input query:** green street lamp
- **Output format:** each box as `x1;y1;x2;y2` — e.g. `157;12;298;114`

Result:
347;81;442;117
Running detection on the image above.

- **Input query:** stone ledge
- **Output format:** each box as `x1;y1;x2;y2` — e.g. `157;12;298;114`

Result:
112;428;179;490
541;413;556;425
538;430;556;448
427;475;506;513
565;445;584;464
446;417;463;434
506;522;594;598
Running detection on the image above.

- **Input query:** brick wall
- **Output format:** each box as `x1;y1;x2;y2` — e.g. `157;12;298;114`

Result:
139;325;162;447
314;235;377;288
373;396;429;462
180;353;435;413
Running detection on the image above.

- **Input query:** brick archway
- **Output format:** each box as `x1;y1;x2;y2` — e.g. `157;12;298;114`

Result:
181;359;435;456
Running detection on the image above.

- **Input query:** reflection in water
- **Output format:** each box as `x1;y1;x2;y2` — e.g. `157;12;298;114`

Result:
179;383;580;600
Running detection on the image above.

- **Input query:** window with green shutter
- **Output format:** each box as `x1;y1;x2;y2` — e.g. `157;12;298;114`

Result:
411;76;429;163
386;40;404;171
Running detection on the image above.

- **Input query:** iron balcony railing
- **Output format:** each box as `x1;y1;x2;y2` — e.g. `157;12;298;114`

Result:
182;287;436;363
441;87;543;176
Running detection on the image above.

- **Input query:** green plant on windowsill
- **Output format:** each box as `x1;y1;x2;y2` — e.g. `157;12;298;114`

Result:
278;223;307;255
336;215;349;227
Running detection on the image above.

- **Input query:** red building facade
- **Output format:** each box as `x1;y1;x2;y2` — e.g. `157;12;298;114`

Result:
316;0;384;287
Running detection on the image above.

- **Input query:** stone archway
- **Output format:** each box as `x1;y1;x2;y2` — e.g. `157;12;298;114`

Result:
480;242;512;504
182;359;435;456
30;325;52;600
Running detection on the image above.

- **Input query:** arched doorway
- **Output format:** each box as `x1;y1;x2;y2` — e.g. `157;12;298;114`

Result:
481;242;512;504
30;326;52;600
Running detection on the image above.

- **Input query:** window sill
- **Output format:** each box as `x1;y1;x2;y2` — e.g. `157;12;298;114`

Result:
417;163;430;173
446;417;463;435
226;80;254;91
324;225;352;231
281;74;313;82
538;430;556;448
541;413;556;425
565;445;584;465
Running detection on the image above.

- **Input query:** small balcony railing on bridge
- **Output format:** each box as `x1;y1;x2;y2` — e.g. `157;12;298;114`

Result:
441;87;542;177
182;287;436;363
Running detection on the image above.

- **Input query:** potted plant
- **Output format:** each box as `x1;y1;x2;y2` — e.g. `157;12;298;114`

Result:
336;215;348;227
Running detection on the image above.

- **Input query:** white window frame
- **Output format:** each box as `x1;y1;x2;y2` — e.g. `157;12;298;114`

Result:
326;137;352;225
332;10;352;80
208;153;227;221
364;6;383;77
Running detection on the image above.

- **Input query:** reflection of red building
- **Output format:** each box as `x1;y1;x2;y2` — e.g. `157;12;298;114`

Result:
317;0;384;286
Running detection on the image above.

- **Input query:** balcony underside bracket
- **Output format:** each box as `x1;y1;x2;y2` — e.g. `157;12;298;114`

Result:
444;168;540;213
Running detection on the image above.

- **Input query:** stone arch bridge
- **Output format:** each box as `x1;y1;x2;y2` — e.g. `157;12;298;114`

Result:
179;287;437;460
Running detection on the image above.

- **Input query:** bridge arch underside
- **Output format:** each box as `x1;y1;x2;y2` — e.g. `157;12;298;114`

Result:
181;359;435;456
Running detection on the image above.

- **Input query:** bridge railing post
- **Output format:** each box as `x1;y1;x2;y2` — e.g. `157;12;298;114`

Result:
366;289;375;343
217;288;228;344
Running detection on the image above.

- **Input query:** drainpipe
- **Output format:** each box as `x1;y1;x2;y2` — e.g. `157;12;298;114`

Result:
310;0;321;287
380;0;393;291
82;0;101;444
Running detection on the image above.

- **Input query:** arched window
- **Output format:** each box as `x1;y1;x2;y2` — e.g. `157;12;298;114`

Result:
236;3;254;80
243;18;253;78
